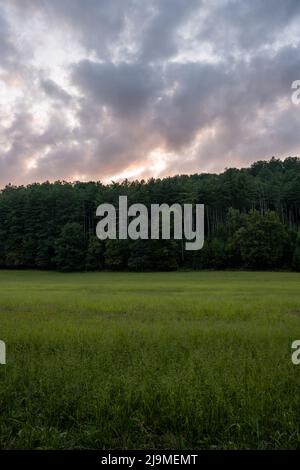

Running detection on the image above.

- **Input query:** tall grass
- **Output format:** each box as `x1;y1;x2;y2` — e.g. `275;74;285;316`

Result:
0;271;300;449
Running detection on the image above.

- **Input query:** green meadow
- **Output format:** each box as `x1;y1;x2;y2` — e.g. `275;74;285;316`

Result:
0;270;300;449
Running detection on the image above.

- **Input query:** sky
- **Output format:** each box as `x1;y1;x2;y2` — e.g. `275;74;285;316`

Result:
0;0;300;186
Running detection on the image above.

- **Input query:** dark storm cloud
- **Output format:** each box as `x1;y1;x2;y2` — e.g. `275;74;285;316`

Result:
139;0;202;62
0;0;300;185
7;0;139;59
40;79;72;104
0;8;18;68
197;0;300;54
155;44;300;170
72;60;163;117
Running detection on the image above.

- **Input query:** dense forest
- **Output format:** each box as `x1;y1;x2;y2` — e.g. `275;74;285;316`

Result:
0;156;300;272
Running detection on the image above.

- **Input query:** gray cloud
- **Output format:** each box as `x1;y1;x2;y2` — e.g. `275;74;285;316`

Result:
72;60;163;118
40;79;72;104
139;0;202;62
197;0;300;55
0;10;17;66
0;0;300;185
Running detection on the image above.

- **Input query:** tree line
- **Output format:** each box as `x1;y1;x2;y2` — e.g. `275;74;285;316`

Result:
0;156;300;272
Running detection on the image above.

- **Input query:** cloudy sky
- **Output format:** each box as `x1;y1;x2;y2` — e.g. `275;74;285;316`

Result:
0;0;300;186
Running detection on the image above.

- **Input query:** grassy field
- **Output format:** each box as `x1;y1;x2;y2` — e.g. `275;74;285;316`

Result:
0;270;300;449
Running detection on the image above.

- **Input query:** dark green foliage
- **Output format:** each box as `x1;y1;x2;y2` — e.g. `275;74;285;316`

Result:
54;223;86;272
36;238;56;270
236;211;288;269
149;240;179;271
202;239;227;269
127;240;153;271
0;157;300;271
105;240;129;271
86;237;105;271
292;234;300;271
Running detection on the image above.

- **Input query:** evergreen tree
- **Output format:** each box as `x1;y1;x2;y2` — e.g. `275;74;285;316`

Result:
105;240;129;271
292;234;300;272
128;240;153;271
54;223;86;272
236;210;287;269
86;237;104;271
0;157;299;272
